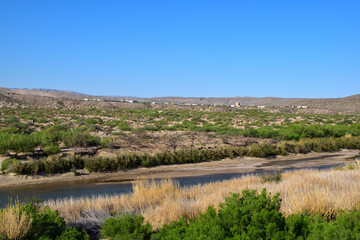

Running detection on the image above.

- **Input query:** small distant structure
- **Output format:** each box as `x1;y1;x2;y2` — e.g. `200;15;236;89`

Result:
230;105;236;108
292;106;308;109
297;106;308;109
235;102;240;107
82;98;89;101
257;106;265;108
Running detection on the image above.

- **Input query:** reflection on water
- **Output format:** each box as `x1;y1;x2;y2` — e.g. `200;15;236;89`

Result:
0;163;344;208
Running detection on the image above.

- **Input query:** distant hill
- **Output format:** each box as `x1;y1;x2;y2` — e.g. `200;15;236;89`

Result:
0;87;359;113
142;96;306;106
29;88;85;95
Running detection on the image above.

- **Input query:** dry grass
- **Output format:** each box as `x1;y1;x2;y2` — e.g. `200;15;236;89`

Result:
335;159;360;170
45;168;360;229
0;202;32;240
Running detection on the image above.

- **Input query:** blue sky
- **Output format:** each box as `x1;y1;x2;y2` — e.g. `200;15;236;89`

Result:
0;1;359;98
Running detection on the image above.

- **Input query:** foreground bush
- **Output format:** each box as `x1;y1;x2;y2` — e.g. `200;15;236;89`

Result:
100;189;360;240
102;213;152;240
0;201;89;240
151;188;285;240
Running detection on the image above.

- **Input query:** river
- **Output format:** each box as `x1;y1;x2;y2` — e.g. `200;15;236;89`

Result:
0;164;342;208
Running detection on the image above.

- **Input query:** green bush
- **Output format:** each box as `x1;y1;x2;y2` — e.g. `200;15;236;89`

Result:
62;129;100;148
7;136;360;175
152;188;286;239
101;213;152;240
1;158;20;172
43;143;61;156
100;137;113;149
0;133;40;155
55;227;89;240
18;202;89;240
102;189;360;240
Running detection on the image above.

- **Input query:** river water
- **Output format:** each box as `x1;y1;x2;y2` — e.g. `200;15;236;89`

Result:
0;164;342;208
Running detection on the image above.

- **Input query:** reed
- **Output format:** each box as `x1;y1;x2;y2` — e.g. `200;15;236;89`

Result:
45;166;360;229
0;202;32;240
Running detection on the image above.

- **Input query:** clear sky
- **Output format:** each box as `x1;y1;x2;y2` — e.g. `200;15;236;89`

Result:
0;1;359;98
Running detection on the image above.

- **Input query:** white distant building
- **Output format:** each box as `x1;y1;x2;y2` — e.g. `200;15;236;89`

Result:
257;106;265;108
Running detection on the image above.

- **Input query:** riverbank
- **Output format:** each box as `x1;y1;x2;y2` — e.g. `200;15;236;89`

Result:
0;149;358;188
46;163;360;234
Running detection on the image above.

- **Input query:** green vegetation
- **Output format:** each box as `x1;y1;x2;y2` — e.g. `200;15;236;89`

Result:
4;136;360;175
0;201;88;240
0;107;359;175
261;170;283;183
0;158;19;172
100;188;360;240
101;213;152;240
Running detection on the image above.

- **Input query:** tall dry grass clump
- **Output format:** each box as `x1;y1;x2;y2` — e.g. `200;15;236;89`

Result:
0;202;32;240
46;167;360;229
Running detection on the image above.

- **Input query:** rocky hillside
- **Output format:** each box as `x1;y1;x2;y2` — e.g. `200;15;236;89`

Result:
0;87;359;113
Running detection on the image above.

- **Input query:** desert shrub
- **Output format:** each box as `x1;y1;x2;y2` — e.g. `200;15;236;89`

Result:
152;188;286;239
86;124;102;132
43;143;61;156
306;211;360;240
36;117;47;123
22;203;88;240
105;120;121;128
62;129;100;148
118;122;132;131
141;126;159;132
40;125;68;146
0;201;88;240
1;122;30;134
242;124;360;140
100;137;113;149
0;133;40;156
6;156;79;175
8;136;360;175
85;118;103;125
101;213;152;240
7;159;44;175
261;171;283;183
1;158;20;172
55;226;89;240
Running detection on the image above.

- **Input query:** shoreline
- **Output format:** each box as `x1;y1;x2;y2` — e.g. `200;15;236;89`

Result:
0;149;358;189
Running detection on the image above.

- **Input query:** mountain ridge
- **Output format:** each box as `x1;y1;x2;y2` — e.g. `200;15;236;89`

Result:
0;87;359;113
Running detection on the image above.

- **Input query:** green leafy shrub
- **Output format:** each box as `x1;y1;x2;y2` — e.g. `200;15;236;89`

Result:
102;213;152;240
55;226;89;240
153;188;286;239
100;137;113;149
43;143;61;156
17;202;89;240
62;129;100;148
0;133;40;156
1;158;20;172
